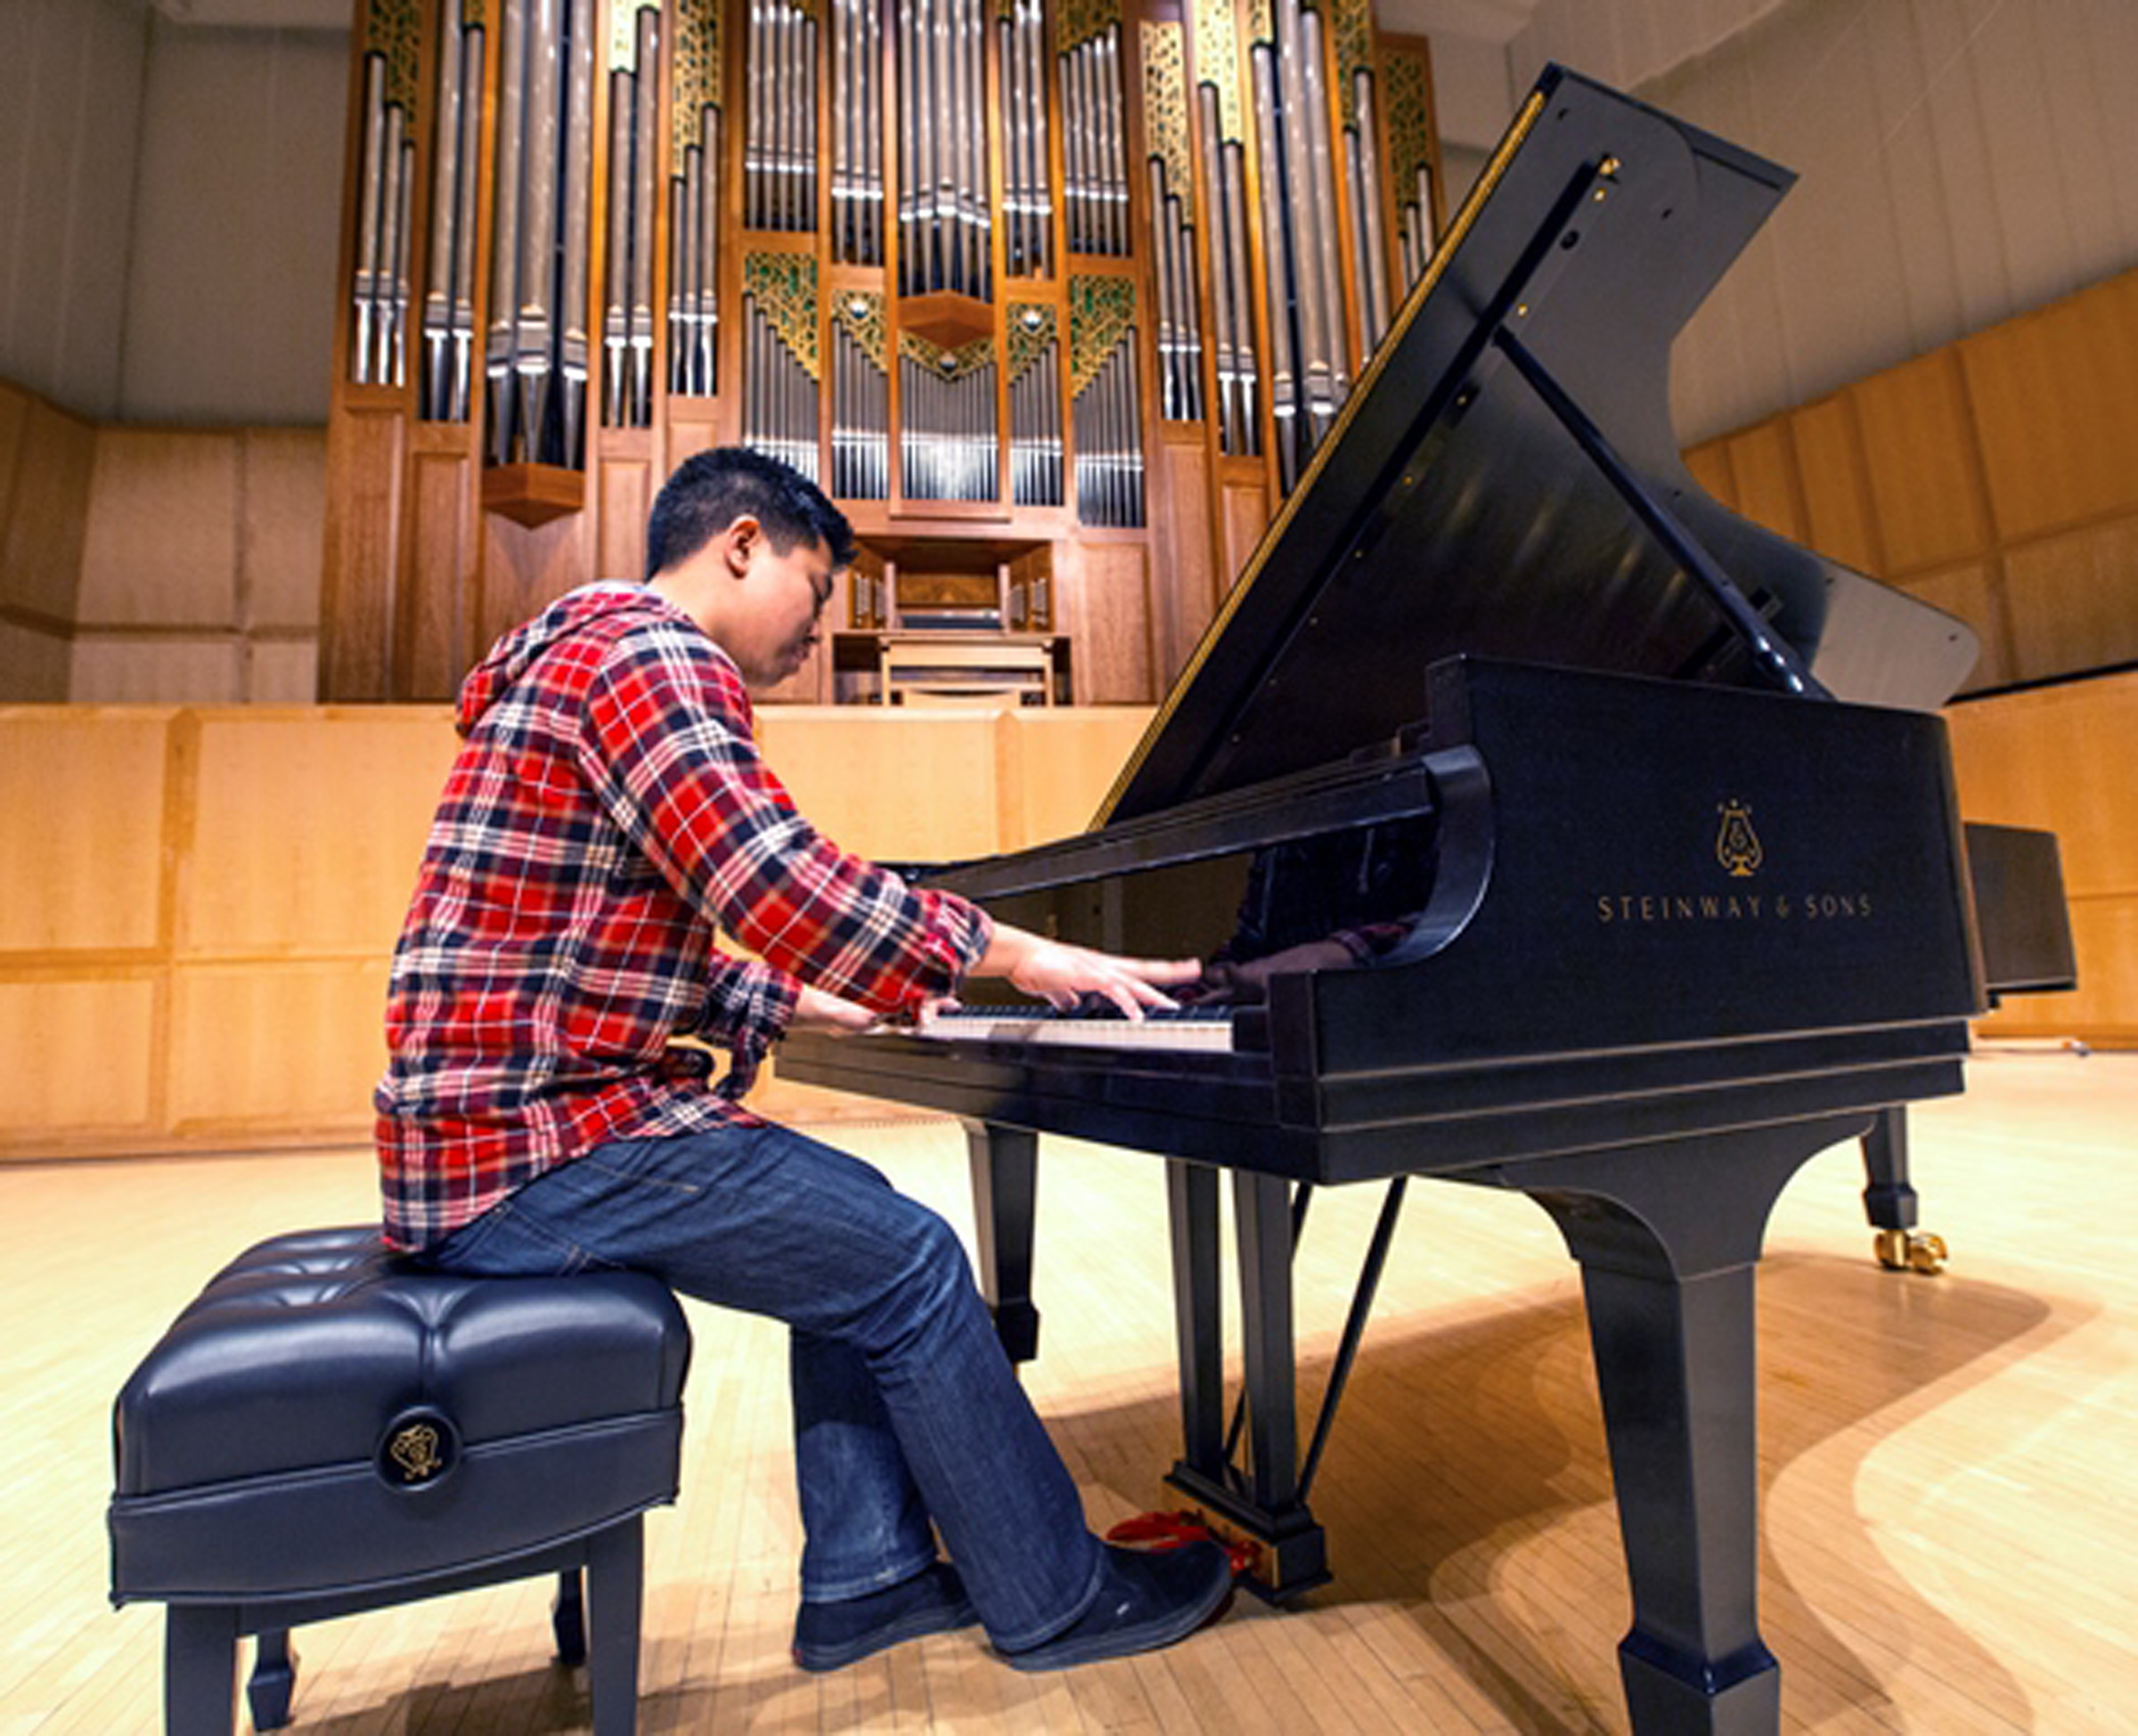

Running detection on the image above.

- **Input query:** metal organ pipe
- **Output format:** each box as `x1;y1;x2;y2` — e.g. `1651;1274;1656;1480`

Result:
515;0;559;455
558;0;595;463
604;56;633;424
1298;4;1347;423
1350;67;1389;346
627;5;658;423
1250;42;1296;488
420;5;463;418
484;0;526;460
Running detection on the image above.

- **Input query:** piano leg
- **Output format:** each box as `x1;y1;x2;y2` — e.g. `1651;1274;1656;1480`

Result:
964;1121;1041;1362
1514;1115;1868;1736
1163;1164;1330;1597
1165;1160;1226;1475
1860;1106;1948;1274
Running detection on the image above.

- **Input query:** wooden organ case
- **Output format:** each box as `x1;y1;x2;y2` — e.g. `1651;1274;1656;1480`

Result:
319;0;1450;703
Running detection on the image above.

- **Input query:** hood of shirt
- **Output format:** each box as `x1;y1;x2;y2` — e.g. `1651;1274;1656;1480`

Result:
455;583;687;737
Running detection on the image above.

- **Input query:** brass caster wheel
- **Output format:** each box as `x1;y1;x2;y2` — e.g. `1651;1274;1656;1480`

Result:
1873;1228;1948;1275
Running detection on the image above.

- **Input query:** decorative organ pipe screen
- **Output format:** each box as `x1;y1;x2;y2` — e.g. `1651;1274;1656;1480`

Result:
666;1;723;395
743;253;821;481
1008;304;1064;506
324;0;1449;697
1071;275;1142;526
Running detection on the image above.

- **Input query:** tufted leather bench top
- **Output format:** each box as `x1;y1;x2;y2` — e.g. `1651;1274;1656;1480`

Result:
110;1226;691;1608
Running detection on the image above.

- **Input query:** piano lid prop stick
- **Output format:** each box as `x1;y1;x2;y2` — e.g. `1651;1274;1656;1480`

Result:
1492;324;1829;699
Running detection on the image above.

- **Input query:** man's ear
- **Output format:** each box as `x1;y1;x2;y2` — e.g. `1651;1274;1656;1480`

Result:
723;516;761;577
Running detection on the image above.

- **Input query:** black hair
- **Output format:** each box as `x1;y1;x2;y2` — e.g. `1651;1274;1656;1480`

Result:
644;446;857;579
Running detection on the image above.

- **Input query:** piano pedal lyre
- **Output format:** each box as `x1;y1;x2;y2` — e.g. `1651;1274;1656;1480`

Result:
1873;1227;1948;1275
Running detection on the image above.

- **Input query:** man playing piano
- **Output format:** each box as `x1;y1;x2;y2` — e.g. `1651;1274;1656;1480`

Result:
374;446;1236;1677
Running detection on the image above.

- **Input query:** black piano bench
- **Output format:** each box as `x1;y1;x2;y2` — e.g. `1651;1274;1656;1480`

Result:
107;1226;692;1735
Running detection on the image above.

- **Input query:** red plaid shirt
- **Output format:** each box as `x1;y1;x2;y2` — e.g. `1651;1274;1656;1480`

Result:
376;583;991;1251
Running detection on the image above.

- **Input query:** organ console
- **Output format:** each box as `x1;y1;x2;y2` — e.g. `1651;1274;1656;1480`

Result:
778;68;1994;1734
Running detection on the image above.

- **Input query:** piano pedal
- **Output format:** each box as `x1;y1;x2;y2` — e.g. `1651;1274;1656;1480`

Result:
1105;1509;1262;1579
1873;1227;1948;1275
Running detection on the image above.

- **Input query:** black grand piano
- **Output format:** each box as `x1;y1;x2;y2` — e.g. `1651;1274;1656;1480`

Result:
781;68;1988;1735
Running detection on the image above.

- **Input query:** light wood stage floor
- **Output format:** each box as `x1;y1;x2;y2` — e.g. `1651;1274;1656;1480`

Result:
5;1047;2134;1733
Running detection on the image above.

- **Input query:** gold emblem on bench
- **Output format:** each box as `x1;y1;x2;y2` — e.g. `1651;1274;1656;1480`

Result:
388;1422;445;1482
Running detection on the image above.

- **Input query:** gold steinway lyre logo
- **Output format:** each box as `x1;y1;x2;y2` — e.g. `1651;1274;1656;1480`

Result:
388;1422;445;1483
1715;801;1763;878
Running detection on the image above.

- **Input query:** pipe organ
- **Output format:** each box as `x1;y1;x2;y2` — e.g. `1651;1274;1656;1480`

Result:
322;0;1447;705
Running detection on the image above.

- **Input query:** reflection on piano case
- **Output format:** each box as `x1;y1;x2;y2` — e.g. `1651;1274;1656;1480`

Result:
783;66;1991;1736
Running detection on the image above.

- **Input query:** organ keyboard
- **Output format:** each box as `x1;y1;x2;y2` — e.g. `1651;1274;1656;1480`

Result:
779;67;1987;1736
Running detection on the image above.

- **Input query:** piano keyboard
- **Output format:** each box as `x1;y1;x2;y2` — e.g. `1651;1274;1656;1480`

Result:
913;1007;1237;1051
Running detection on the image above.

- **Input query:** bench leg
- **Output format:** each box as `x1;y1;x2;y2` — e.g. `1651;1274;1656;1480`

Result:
164;1605;239;1736
553;1568;587;1665
586;1517;645;1736
246;1628;298;1730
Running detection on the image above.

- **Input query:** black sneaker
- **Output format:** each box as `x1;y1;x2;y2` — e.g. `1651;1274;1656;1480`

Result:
1001;1541;1234;1672
791;1561;981;1672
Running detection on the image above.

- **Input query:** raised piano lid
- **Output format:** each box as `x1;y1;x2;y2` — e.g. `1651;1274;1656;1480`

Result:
1101;65;1979;827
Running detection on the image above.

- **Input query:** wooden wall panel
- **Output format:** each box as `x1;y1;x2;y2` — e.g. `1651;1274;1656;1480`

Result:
0;623;70;700
1946;670;2138;1046
0;708;170;954
1065;542;1155;704
2002;518;2138;686
319;408;407;700
1889;565;2012;695
1685;268;2138;700
1946;673;2138;895
1719;420;1804;542
757;708;1001;866
0;978;158;1136
1219;470;1273;592
994;706;1155;850
1786;395;1882;575
1849;350;1991;575
1680;440;1735;512
241;428;328;634
69;639;245;704
477;512;588;661
0;705;1162;1153
76;430;239;628
0;384;30;544
597;451;656;583
167;959;393;1133
1155;433;1218;681
402;446;477;700
181;709;458;958
1962;270;2138;542
0;391;95;627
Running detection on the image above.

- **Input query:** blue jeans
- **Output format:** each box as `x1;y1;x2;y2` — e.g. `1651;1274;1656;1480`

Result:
421;1123;1105;1651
